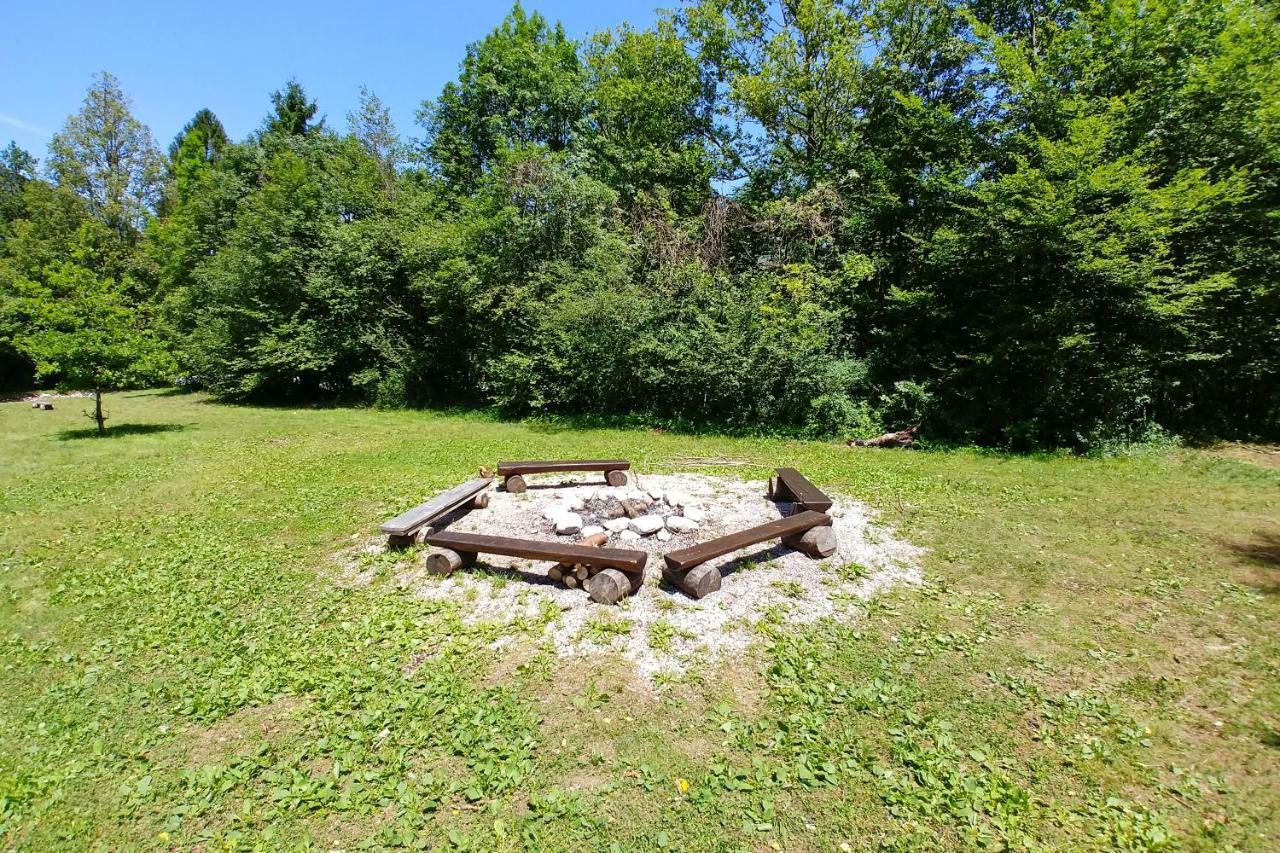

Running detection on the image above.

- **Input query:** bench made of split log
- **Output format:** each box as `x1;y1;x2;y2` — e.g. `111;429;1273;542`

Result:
497;459;631;493
380;476;493;543
662;510;836;599
767;468;833;513
424;530;648;576
423;531;647;604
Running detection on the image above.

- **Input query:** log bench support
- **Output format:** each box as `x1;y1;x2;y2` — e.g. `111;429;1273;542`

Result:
423;530;647;605
661;510;836;599
380;476;493;547
497;459;631;493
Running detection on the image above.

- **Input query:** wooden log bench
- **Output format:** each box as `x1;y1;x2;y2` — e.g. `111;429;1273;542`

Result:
380;476;493;546
497;459;631;494
423;530;647;605
766;467;833;513
662;510;836;599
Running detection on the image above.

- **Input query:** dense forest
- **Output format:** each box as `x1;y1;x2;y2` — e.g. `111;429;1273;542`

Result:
1;0;1276;449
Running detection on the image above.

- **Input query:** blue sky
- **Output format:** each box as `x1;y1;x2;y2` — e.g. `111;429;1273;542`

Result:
1;0;661;161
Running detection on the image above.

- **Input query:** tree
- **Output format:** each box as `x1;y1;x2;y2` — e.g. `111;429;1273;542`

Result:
264;79;324;137
1;142;37;227
7;261;173;433
584;21;719;214
421;3;585;189
347;86;400;198
47;72;164;240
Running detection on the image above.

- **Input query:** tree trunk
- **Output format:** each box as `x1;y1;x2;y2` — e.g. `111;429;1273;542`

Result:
94;387;105;435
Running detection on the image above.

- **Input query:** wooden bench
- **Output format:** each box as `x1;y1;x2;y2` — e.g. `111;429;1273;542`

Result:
767;468;833;513
662;510;836;599
497;459;631;493
423;530;648;605
380;476;493;546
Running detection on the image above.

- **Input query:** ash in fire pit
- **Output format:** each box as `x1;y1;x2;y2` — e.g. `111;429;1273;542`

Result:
403;473;922;681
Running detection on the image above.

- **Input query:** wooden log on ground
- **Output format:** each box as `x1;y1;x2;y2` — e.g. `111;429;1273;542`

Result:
504;474;527;494
412;525;435;546
497;459;631;477
846;424;920;448
662;563;721;599
663;511;833;574
587;568;631;605
548;565;564;582
605;469;628;487
424;548;471;576
771;468;833;513
564;574;578;589
381;476;493;538
425;530;647;577
472;492;490;509
781;526;838;558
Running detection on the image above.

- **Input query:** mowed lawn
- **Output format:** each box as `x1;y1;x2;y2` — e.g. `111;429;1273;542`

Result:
0;391;1277;851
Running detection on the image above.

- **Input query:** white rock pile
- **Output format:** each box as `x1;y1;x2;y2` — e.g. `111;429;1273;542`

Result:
542;487;708;545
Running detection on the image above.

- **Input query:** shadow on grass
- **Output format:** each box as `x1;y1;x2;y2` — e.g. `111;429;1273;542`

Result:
1229;529;1280;596
56;423;193;441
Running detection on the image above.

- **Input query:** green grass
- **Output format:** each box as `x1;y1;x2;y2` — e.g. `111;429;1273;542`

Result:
1;390;1277;850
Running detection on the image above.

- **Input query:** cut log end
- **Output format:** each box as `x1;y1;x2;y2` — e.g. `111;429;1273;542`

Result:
472;492;490;510
663;563;721;599
424;548;466;576
782;526;838;559
504;474;527;494
411;525;435;546
605;469;628;487
587;568;630;604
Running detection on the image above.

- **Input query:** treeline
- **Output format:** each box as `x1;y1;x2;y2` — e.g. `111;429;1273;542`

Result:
2;0;1277;449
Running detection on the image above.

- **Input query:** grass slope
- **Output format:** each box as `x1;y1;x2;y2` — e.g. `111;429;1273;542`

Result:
1;391;1277;850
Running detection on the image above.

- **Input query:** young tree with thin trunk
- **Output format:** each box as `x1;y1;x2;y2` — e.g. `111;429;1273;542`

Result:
8;262;173;434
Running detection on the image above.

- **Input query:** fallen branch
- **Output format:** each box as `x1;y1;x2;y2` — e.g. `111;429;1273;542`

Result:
846;425;920;449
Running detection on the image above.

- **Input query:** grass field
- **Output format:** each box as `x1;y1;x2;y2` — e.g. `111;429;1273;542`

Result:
1;391;1277;851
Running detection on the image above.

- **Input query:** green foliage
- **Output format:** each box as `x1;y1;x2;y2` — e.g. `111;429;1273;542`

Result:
11;1;1278;448
46;71;164;239
7;262;173;391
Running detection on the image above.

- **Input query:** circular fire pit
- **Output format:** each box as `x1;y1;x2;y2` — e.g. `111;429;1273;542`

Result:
403;472;922;680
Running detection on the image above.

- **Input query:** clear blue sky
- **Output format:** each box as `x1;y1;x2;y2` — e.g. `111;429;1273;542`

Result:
0;0;661;161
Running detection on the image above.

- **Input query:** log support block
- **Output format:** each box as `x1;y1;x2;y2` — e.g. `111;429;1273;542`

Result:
504;474;527;494
605;469;628;487
472;492;490;510
423;548;475;576
587;568;631;604
662;564;722;599
782;526;837;559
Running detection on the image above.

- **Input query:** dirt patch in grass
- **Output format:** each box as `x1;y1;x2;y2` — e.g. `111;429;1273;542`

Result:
180;695;307;766
1206;442;1280;471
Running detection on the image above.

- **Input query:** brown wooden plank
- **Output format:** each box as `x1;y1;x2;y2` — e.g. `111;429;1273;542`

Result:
379;477;493;536
497;459;631;476
773;468;833;513
425;530;648;575
663;510;833;573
